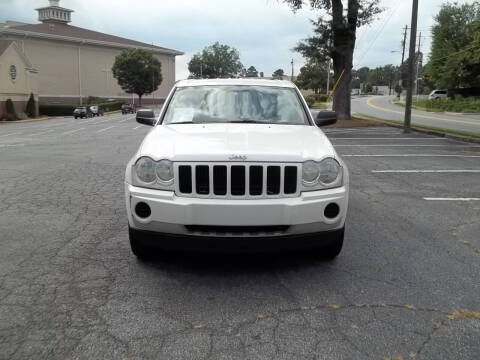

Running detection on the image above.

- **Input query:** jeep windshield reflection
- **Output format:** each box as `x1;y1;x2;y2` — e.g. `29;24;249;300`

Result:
162;85;309;125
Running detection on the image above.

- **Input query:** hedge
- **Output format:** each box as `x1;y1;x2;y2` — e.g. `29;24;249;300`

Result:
39;101;125;116
413;97;480;113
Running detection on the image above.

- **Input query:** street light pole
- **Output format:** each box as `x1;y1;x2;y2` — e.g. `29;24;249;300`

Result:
326;60;331;95
404;0;419;133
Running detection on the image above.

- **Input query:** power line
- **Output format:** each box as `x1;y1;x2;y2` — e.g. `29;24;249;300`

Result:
354;2;404;66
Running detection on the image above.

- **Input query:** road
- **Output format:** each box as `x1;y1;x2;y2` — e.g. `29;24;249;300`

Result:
352;95;480;134
1;113;479;359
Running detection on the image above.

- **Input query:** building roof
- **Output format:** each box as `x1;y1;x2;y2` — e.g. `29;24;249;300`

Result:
176;78;296;88
1;22;183;56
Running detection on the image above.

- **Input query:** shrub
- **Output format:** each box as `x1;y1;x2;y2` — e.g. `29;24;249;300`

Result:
25;93;36;118
305;95;316;108
314;94;329;102
5;98;16;121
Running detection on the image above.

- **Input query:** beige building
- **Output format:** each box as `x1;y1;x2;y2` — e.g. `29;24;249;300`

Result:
0;40;39;118
0;0;183;110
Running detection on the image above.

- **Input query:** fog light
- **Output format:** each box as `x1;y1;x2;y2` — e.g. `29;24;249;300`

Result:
324;203;340;219
135;202;151;218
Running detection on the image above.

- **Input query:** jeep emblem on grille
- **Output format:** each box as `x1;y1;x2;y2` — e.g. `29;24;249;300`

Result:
229;155;247;161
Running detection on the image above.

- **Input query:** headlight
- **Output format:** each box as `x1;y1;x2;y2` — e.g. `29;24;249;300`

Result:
155;159;173;182
318;158;340;184
302;158;342;190
135;157;156;183
302;160;320;184
133;157;174;189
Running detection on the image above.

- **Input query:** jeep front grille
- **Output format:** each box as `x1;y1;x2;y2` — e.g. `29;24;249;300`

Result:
175;163;301;199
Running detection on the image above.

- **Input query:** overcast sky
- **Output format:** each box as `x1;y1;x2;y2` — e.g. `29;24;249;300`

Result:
1;0;463;79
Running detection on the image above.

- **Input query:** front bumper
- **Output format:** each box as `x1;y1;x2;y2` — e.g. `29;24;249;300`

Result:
126;183;349;237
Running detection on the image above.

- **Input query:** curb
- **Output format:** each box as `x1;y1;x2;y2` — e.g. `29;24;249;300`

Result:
0;116;51;124
0;110;121;125
354;114;480;144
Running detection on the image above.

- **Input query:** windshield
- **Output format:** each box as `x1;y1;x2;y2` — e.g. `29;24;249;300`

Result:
163;85;309;125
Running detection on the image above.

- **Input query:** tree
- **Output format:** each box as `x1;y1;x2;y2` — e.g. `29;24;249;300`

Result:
272;69;285;80
427;2;480;88
25;93;36;118
285;0;382;120
188;42;244;78
295;61;328;93
112;49;162;105
246;66;259;77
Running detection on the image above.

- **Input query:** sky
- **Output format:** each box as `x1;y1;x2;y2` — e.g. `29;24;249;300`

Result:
0;0;463;79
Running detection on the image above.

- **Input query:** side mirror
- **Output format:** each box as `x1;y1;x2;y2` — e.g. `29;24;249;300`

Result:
136;109;156;126
312;110;337;127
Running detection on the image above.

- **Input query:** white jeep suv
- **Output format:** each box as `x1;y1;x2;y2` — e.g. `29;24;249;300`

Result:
125;79;349;259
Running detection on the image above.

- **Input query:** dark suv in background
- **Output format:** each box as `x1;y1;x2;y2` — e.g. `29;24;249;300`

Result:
121;104;136;114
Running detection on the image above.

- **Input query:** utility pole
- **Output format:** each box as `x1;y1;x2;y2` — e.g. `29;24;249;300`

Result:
398;25;408;98
415;32;422;97
404;0;419;133
291;59;294;80
326;60;331;95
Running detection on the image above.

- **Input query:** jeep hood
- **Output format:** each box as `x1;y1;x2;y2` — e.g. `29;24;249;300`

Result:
138;123;336;162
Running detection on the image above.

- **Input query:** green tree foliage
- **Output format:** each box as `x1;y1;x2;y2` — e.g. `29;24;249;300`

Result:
295;61;328;93
285;0;382;120
246;66;259;77
272;69;285;80
426;2;480;88
188;42;244;79
112;49;162;105
25;93;36;118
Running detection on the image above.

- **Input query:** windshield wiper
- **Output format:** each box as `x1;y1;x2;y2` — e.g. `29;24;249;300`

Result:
230;120;264;124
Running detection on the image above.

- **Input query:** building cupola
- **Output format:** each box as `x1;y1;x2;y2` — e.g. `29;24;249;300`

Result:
36;0;73;24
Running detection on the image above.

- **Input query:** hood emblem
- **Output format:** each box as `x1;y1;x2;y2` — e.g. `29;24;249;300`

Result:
229;155;247;161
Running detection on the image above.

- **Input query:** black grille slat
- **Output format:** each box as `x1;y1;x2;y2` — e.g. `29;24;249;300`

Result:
267;166;281;195
213;166;227;195
249;166;263;195
185;225;290;234
178;166;192;193
177;164;298;197
195;165;210;194
231;166;245;196
284;166;297;194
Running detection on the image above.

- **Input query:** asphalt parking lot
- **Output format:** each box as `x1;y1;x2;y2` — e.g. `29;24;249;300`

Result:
1;112;479;360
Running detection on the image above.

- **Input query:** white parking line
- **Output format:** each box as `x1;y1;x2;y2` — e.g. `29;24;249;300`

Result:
330;137;445;140
335;144;480;147
90;119;113;125
424;198;480;201
120;117;134;123
0;143;25;148
372;170;480;173
343;154;480;158
96;126;115;133
133;125;143;130
29;129;55;136
0;131;21;137
62;127;85;135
